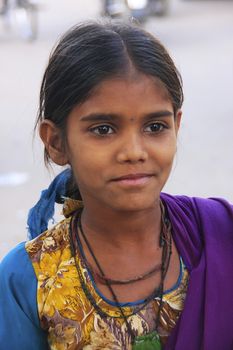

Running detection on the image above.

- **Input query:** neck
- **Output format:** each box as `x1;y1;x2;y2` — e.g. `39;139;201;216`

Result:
80;200;161;251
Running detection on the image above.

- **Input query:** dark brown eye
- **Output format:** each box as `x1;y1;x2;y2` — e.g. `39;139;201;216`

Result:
91;125;114;135
144;123;165;133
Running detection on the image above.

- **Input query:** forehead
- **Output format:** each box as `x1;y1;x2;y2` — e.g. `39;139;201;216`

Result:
71;74;172;119
91;74;169;103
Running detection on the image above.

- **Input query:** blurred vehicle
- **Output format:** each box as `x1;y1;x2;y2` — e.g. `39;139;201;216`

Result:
0;0;39;40
102;0;169;21
149;0;169;16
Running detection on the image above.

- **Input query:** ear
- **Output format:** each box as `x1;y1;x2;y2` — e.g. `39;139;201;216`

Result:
39;120;69;166
174;109;182;134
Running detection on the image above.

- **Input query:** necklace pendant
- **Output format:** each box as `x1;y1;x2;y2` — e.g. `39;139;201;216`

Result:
132;331;162;350
132;332;162;350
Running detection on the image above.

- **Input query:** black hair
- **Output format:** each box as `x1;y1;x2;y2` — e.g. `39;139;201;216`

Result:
36;19;183;199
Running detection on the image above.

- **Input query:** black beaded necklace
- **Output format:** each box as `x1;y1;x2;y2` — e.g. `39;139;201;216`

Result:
69;203;172;349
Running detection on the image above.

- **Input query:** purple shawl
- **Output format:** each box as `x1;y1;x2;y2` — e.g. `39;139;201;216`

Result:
160;193;233;350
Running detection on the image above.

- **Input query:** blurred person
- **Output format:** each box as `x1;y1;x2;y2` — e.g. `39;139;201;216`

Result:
0;0;7;13
102;0;169;19
0;20;232;350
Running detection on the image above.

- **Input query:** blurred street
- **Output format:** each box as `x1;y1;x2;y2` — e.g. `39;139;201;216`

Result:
0;0;233;259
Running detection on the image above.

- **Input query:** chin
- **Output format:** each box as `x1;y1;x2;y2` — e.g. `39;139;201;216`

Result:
113;196;158;213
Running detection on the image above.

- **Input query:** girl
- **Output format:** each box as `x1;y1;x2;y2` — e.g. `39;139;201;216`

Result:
0;20;232;350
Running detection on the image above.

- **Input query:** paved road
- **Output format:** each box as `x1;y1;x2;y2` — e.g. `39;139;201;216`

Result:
0;0;233;259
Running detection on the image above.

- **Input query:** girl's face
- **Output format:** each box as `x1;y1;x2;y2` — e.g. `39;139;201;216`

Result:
47;74;181;213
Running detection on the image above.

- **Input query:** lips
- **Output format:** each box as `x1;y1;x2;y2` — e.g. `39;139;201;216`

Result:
111;173;153;186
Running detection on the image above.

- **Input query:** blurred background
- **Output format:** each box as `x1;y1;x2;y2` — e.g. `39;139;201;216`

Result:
0;0;233;260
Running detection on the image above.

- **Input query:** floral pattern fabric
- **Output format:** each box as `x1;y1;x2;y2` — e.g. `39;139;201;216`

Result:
25;201;189;350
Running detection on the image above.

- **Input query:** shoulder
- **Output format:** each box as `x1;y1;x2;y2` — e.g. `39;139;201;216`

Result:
161;192;232;225
0;243;49;348
161;193;233;269
26;217;71;256
0;241;32;285
0;241;40;327
26;217;72;278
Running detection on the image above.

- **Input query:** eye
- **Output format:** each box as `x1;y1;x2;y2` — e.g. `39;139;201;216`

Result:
144;122;166;133
90;125;114;135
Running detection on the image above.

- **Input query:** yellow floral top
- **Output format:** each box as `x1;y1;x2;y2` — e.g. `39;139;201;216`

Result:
25;200;189;350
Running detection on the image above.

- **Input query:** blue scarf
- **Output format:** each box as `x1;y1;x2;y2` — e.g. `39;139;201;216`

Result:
27;168;71;239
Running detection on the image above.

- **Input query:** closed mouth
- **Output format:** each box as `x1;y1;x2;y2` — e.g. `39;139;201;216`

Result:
110;173;154;187
112;173;153;181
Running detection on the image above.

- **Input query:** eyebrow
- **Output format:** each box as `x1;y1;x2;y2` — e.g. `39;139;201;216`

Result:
80;113;119;122
144;111;174;119
80;110;174;122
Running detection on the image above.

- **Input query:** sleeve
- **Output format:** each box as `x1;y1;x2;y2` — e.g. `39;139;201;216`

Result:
0;242;49;350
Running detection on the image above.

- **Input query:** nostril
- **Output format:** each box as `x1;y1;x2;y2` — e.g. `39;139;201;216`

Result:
116;149;148;163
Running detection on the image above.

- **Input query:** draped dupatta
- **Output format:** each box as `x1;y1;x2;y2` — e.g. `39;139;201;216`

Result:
161;194;233;350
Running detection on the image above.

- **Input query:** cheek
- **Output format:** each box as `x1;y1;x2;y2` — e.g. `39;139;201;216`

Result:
152;137;177;164
167;140;177;160
166;144;177;167
68;142;106;181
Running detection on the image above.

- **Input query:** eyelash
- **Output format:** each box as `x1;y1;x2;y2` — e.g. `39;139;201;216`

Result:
89;125;115;136
144;122;167;133
89;122;167;136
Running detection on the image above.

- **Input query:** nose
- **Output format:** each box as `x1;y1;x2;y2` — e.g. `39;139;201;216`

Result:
116;132;148;164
